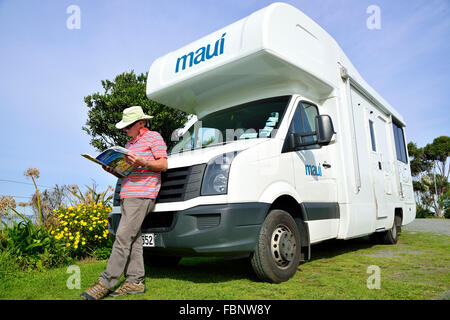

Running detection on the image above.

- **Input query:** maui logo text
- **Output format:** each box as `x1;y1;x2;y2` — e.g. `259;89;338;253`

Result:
175;33;226;73
305;163;322;177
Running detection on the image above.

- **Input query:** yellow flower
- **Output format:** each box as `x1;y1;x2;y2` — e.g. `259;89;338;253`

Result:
66;243;71;247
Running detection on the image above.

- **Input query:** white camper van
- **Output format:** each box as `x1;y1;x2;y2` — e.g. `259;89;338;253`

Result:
109;2;415;283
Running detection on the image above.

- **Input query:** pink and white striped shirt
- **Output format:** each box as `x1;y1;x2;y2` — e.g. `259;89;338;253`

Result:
120;128;168;199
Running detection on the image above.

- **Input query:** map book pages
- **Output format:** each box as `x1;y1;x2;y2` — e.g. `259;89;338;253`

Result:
81;146;134;177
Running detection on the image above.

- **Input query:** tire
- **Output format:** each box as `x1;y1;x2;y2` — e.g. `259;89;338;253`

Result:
143;253;181;267
378;215;402;245
251;209;301;283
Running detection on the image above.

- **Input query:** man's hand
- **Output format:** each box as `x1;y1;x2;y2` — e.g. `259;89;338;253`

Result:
125;151;146;167
125;151;168;172
102;165;122;178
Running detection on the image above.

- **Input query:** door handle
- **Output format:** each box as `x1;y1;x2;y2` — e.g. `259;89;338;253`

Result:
323;163;331;169
378;162;382;170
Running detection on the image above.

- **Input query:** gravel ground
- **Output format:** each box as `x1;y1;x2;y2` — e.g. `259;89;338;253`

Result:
403;218;450;236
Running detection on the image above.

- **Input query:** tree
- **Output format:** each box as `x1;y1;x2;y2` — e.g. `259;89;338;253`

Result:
408;136;450;218
407;142;432;177
83;70;188;152
424;136;450;180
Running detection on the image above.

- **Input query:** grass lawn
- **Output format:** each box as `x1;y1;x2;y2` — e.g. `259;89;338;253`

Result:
1;231;449;300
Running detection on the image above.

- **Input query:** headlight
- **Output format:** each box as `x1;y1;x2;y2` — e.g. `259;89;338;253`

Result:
201;152;239;195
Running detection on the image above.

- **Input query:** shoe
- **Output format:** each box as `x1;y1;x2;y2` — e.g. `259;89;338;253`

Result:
109;281;145;297
80;280;110;300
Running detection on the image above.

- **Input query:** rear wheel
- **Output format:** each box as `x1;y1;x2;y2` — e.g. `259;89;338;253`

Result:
251;209;301;283
378;215;402;245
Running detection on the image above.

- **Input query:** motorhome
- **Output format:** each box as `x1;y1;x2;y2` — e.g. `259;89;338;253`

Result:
109;2;415;283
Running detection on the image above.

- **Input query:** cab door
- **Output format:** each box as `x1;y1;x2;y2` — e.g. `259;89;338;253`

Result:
284;98;338;241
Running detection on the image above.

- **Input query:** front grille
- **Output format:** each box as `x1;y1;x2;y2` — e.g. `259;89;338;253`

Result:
113;179;122;207
112;164;206;206
156;164;206;204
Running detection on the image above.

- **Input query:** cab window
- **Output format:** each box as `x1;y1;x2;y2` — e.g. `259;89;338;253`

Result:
288;101;320;149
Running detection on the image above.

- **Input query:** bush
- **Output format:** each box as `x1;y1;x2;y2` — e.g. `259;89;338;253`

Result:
441;189;450;219
50;203;112;259
416;205;434;218
0;219;73;271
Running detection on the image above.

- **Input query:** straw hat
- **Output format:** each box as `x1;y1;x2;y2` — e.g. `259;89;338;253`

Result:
115;106;153;129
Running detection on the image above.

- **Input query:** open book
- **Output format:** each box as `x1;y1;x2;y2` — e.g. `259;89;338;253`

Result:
81;146;134;177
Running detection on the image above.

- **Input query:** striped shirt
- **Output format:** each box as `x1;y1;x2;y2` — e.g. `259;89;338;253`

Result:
120;128;168;199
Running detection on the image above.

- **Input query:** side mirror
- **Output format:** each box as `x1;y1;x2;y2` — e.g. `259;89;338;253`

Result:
286;114;335;151
315;115;335;146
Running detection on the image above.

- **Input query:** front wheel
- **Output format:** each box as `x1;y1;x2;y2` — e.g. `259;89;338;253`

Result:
251;209;301;283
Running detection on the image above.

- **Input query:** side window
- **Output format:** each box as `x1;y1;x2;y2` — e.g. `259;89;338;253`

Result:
288;101;319;149
369;120;377;152
392;122;407;163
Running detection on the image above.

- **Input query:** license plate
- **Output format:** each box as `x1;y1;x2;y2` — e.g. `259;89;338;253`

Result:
142;233;155;247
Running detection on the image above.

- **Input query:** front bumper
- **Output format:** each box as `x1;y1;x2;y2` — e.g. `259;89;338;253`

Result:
108;202;270;256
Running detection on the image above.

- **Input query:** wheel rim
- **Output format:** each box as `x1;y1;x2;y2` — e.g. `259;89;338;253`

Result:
270;225;296;267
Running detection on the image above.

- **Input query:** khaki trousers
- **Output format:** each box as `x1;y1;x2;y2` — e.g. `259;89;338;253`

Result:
99;198;155;289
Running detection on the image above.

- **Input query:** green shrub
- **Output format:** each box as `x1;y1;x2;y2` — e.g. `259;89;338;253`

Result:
1;219;73;271
92;246;112;260
416;205;434;218
442;190;450;219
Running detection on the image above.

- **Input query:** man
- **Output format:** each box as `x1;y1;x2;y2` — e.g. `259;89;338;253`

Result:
81;106;168;300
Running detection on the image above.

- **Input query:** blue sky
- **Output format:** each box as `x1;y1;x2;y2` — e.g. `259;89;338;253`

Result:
0;0;449;216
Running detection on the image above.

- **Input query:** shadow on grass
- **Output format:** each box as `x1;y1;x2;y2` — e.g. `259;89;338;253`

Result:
144;236;378;283
145;256;257;284
309;236;376;262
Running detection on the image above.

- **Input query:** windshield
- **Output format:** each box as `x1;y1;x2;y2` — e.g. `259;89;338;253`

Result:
169;96;291;155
